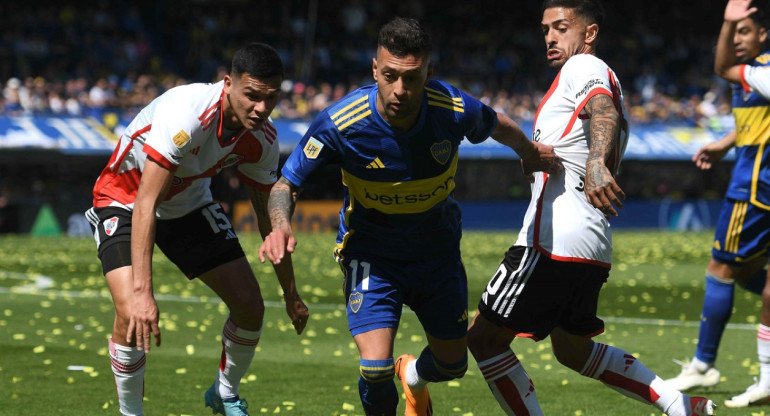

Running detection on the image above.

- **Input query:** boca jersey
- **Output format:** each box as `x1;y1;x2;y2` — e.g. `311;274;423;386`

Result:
91;80;280;219
732;51;770;210
281;80;499;261
515;54;628;267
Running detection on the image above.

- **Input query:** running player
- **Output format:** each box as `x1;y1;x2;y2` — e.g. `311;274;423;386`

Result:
85;43;309;416
258;17;561;416
467;1;716;415
687;0;770;408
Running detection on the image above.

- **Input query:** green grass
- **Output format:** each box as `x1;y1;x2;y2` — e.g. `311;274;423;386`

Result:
0;230;764;415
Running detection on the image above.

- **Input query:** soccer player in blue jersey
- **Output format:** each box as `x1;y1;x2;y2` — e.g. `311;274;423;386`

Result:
258;17;561;416
665;1;770;407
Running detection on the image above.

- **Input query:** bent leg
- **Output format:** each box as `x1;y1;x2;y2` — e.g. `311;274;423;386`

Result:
199;257;264;401
468;312;543;416
552;327;698;415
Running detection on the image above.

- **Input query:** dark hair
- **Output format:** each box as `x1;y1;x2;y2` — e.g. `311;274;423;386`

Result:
748;3;770;30
377;17;432;57
542;0;604;26
231;42;284;79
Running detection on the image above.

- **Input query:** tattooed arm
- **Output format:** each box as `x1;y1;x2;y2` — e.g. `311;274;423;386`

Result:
258;176;302;264
583;93;626;217
250;181;308;334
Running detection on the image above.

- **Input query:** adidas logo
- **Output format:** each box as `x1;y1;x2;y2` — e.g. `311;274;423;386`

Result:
366;157;385;169
457;309;468;322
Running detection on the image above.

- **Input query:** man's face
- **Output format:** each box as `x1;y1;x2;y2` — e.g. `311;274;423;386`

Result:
223;72;282;131
372;46;432;130
541;7;592;69
734;17;767;64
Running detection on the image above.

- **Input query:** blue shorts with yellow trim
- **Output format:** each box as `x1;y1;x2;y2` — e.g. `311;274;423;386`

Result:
712;198;770;264
341;254;468;340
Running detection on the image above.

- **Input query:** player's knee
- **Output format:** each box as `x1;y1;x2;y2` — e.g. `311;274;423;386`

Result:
467;324;486;358
229;299;265;329
359;358;396;384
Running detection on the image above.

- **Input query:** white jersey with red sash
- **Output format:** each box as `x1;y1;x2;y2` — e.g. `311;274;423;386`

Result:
515;54;628;267
92;80;279;219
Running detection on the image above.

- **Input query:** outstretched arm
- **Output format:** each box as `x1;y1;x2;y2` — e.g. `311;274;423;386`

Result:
249;186;308;334
258;176;301;264
715;0;757;83
490;112;563;176
584;94;626;217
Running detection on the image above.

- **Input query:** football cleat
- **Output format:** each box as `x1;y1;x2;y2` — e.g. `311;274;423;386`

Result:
689;396;717;415
205;384;250;416
724;378;770;408
395;354;433;416
665;359;720;391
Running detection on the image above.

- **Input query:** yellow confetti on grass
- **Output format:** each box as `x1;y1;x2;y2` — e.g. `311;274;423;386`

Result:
33;345;45;353
12;333;25;340
448;381;460;387
342;403;356;411
175;368;187;374
186;345;195;355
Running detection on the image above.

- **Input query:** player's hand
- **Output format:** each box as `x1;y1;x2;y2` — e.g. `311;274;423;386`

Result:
258;229;297;264
126;291;161;351
725;0;757;22
692;142;730;170
521;142;563;181
283;291;309;335
585;160;625;217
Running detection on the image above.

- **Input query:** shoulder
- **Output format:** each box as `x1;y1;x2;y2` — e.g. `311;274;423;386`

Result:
425;80;470;113
753;51;770;67
320;84;376;134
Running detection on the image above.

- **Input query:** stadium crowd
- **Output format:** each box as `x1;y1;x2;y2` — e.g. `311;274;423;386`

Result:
0;0;739;131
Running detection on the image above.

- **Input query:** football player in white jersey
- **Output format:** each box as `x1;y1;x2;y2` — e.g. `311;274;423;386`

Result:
85;43;308;416
467;1;716;415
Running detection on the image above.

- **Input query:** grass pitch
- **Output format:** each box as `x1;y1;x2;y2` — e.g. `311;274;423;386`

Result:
0;230;763;415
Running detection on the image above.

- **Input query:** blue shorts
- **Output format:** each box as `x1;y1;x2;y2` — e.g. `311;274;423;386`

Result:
340;254;468;340
712;198;770;264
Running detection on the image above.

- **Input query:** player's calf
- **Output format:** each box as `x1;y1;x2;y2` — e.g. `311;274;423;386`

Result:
358;358;397;416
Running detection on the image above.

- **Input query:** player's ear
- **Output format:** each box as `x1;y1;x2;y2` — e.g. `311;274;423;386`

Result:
223;74;232;94
425;64;434;84
585;23;599;45
372;57;378;81
760;26;768;45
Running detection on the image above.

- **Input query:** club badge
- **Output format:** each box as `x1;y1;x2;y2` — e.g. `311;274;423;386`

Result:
103;216;119;236
348;292;363;313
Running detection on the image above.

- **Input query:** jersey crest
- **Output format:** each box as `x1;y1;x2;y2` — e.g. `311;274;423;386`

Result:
430;140;452;164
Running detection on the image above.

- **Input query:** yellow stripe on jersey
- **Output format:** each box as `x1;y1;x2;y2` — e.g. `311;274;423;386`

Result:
726;201;748;253
733;106;770;146
342;153;458;214
425;87;464;113
752;141;770;210
331;95;372;131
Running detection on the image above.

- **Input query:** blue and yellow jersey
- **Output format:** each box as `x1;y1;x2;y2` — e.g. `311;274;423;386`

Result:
282;80;498;261
729;51;770;209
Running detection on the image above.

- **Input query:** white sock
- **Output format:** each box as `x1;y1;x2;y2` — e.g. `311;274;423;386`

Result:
216;318;261;400
406;359;428;391
477;349;543;416
690;356;710;373
581;343;683;414
109;337;146;416
758;324;770;389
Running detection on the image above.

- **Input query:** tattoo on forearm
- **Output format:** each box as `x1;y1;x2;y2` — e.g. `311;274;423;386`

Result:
585;94;620;187
268;177;295;230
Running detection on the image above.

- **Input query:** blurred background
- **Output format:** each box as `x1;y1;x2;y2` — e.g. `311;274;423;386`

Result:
0;0;741;235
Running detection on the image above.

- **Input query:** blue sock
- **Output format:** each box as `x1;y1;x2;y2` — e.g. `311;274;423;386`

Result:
415;346;468;382
694;274;735;364
742;267;767;295
358;358;397;416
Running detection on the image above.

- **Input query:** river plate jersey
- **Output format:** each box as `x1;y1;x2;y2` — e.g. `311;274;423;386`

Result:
282;80;498;261
91;80;280;219
734;51;770;209
515;54;628;267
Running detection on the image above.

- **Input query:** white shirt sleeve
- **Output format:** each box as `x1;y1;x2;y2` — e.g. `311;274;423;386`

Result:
742;64;770;100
